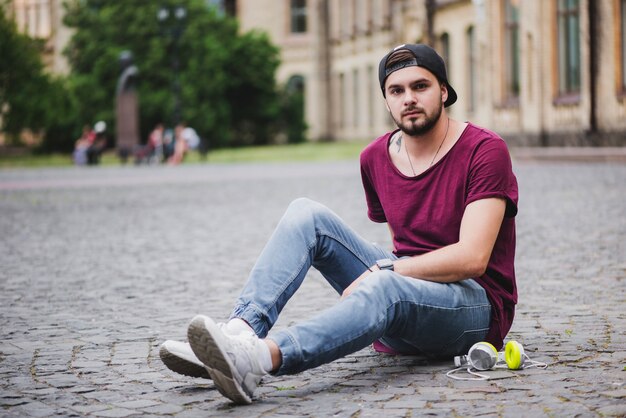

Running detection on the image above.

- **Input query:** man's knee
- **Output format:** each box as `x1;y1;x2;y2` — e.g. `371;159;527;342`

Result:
355;270;400;297
288;197;321;213
285;198;328;224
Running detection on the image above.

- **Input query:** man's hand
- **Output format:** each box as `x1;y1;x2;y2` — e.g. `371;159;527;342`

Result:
392;198;506;282
341;265;379;300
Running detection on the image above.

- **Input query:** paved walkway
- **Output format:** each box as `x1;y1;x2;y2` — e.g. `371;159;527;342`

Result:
0;158;624;417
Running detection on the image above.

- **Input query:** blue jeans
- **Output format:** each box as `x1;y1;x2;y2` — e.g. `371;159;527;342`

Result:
230;198;491;375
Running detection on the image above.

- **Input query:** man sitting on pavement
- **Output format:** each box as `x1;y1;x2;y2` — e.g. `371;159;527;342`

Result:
159;44;519;405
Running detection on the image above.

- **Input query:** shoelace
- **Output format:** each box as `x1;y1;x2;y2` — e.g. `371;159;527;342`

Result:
225;334;262;372
217;322;255;337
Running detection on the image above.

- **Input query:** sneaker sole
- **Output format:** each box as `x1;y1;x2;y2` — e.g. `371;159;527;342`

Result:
187;316;252;405
159;344;211;379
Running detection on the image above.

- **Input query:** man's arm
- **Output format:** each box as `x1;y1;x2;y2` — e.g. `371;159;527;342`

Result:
342;197;506;298
393;197;506;282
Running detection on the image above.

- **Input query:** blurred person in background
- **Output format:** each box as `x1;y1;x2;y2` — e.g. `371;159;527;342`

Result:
73;124;93;166
135;123;164;165
86;121;107;165
167;123;188;165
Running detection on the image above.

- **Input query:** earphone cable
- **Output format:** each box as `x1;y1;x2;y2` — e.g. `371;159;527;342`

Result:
445;366;490;381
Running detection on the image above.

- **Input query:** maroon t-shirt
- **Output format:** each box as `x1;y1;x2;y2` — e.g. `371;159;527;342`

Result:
360;123;518;349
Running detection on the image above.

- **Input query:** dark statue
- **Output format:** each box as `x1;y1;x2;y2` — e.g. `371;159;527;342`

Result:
115;51;140;163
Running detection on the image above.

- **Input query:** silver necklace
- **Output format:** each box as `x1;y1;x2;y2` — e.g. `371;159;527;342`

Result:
405;117;450;176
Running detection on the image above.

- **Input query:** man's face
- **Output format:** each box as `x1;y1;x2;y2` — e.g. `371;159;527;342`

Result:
384;65;448;136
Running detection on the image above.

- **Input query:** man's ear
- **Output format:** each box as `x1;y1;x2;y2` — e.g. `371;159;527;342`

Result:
384;100;391;113
441;83;449;104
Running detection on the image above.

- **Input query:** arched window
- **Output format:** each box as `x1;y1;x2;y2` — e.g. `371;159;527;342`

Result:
286;74;305;94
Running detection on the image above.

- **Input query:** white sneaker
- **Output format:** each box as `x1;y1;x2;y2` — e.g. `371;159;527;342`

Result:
159;340;211;379
159;321;251;379
187;314;267;404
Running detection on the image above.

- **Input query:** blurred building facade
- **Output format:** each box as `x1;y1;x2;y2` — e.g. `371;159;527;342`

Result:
8;0;72;74
6;0;625;146
236;0;626;146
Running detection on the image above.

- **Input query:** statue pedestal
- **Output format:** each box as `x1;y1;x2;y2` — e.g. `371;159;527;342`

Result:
116;91;139;163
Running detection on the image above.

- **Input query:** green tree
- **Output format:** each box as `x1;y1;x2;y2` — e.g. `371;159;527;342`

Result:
279;76;308;144
36;77;79;153
63;0;284;148
0;4;73;148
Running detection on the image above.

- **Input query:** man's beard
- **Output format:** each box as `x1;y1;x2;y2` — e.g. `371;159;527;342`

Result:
392;96;443;136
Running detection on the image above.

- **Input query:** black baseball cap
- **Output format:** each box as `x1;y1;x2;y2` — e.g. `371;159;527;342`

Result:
378;43;457;107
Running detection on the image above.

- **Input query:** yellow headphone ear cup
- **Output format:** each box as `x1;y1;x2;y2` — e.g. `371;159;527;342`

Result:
505;341;524;369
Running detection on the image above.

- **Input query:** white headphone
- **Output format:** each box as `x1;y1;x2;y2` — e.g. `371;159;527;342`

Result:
447;341;547;381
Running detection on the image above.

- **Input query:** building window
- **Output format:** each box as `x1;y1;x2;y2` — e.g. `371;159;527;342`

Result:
367;65;375;128
285;75;306;143
467;26;477;112
355;0;366;34
223;0;237;16
366;0;374;32
353;69;359;128
371;0;381;29
339;73;345;129
207;0;236;16
286;76;303;94
503;0;520;100
556;0;580;95
290;0;307;33
13;0;52;38
439;32;450;75
619;0;626;93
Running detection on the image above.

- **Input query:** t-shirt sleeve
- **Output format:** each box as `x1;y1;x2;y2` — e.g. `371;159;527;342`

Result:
360;152;387;223
466;137;518;217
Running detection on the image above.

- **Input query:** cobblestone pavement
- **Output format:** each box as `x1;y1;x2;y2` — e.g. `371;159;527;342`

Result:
1;158;624;417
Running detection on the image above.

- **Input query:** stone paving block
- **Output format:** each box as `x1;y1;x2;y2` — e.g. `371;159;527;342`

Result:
20;388;58;396
11;400;61;417
383;397;428;409
357;393;395;402
597;403;626;417
376;385;416;396
358;408;400;417
68;403;112;414
150;380;194;391
113;399;160;409
90;408;137;418
337;379;379;387
445;391;489;401
140;403;184;414
600;389;626;399
332;405;364;418
460;384;502;394
153;390;214;406
80;390;130;403
0;396;32;406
